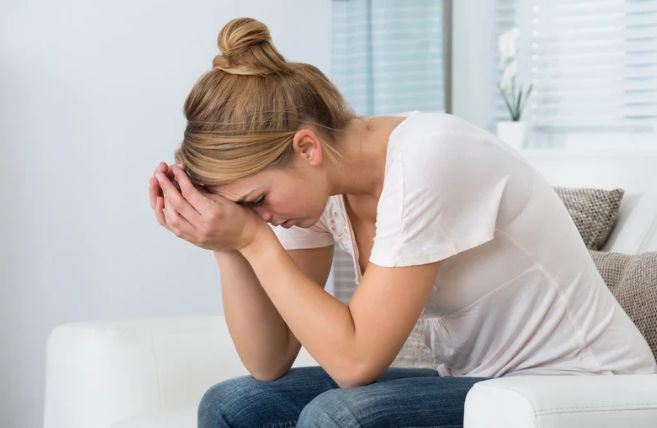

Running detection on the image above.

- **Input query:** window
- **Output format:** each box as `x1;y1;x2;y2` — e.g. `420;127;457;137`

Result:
494;0;657;148
331;0;447;115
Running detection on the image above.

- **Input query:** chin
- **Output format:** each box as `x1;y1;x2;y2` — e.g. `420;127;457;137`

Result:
296;216;313;228
295;205;325;228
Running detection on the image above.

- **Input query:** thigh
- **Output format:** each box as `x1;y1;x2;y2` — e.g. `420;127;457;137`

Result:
297;375;490;428
198;365;439;428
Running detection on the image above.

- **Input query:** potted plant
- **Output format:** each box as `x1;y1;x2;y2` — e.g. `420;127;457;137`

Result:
497;28;533;149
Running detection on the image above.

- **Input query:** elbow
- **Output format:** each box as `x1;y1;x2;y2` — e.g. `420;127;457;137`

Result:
247;347;297;382
334;359;382;388
247;357;294;382
249;367;290;382
335;377;368;389
334;372;378;388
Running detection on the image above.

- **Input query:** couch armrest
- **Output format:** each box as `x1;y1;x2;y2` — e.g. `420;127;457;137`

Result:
43;315;318;428
464;374;657;428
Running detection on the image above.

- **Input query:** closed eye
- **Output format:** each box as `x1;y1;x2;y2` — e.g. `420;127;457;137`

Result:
252;195;266;207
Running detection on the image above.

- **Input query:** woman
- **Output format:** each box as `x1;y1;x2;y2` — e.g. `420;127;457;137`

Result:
148;17;657;428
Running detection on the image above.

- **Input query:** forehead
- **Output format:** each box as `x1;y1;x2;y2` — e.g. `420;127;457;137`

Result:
209;168;289;200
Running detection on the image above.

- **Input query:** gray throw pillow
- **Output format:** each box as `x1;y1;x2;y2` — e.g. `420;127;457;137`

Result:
589;249;657;361
391;319;437;369
554;186;624;250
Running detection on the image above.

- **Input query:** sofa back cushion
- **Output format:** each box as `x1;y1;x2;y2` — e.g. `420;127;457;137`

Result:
589;250;657;361
553;186;624;250
519;151;657;253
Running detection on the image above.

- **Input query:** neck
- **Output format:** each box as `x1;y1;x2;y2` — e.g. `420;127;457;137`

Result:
326;116;386;202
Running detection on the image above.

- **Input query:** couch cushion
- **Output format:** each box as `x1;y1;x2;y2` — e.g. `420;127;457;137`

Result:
589;250;657;361
391;317;437;369
107;406;196;428
519;150;657;254
554;186;624;250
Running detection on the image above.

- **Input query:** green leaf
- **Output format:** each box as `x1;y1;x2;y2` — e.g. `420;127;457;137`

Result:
498;83;516;121
515;87;524;121
519;84;534;120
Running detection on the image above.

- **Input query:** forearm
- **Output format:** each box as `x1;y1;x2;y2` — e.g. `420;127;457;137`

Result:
215;250;296;380
239;227;358;387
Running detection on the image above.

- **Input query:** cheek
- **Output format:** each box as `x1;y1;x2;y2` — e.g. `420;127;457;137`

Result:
277;193;319;217
305;194;328;222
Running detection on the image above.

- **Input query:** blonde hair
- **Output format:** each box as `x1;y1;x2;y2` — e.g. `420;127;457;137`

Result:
174;17;356;187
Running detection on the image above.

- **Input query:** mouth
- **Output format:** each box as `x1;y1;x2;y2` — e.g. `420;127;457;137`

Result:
282;219;292;228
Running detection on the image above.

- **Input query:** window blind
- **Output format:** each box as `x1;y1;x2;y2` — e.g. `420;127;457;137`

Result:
332;0;445;115
493;0;518;126
495;0;657;133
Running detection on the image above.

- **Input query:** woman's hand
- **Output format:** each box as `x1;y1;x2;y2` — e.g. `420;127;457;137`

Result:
148;162;267;252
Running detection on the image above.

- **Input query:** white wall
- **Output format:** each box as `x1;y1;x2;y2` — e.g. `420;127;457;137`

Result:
0;1;331;426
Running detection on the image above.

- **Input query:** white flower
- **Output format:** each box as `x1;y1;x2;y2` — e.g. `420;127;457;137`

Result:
500;60;517;90
498;28;520;64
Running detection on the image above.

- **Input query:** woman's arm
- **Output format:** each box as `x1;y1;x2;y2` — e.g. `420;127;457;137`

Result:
152;165;438;386
217;243;334;381
216;250;292;381
239;228;441;388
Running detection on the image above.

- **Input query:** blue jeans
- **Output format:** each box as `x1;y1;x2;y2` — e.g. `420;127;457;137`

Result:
198;365;490;427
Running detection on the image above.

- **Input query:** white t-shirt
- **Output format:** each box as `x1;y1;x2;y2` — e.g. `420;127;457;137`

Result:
269;110;657;378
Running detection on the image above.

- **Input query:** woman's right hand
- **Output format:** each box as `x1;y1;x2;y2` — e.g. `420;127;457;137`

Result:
148;161;174;220
148;162;241;255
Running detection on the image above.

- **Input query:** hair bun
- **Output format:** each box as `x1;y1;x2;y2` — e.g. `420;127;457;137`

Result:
213;17;291;76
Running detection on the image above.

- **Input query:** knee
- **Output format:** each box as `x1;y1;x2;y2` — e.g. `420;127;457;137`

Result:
197;375;267;428
297;390;359;428
197;379;234;428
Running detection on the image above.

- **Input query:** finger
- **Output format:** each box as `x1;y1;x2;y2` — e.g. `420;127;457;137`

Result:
149;177;157;210
165;163;176;180
162;195;195;239
149;172;166;211
169;165;214;214
154;195;167;227
155;171;203;226
152;162;175;184
153;161;168;178
150;162;169;209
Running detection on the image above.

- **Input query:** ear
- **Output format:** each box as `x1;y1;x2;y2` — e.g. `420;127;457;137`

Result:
292;129;324;166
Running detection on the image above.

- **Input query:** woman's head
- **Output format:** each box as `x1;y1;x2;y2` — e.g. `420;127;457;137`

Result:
174;17;356;225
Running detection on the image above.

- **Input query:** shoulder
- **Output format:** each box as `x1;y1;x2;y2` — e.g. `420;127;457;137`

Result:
390;111;490;144
371;113;532;265
388;113;527;190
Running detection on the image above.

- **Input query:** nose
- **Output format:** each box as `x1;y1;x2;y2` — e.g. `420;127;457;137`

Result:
253;206;273;223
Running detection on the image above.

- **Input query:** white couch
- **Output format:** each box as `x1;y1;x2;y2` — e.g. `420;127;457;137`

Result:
43;149;657;428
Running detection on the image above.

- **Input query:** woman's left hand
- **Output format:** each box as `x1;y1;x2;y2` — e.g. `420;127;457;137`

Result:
153;164;267;252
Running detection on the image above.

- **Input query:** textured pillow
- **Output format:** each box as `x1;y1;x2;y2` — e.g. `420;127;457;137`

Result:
554;186;624;250
391;318;438;369
589;249;657;361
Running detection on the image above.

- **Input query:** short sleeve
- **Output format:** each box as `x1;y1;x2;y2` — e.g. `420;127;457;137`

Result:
269;215;335;250
369;132;511;267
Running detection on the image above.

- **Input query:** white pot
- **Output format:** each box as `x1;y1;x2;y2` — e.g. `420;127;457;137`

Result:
496;121;529;149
